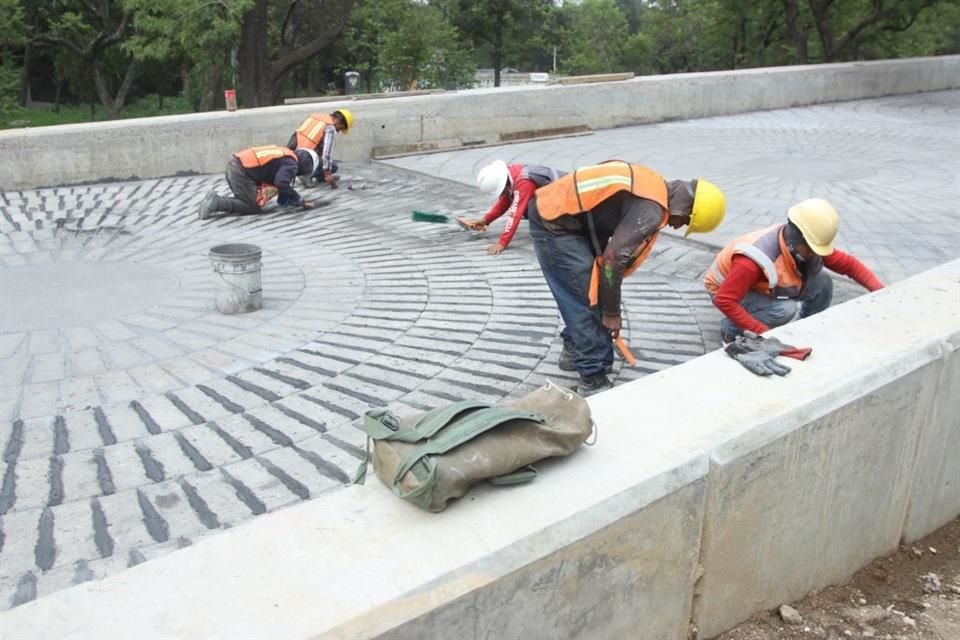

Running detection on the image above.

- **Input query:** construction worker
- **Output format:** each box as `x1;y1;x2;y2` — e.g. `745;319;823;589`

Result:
530;160;726;396
198;145;320;220
286;109;354;189
457;160;566;254
705;198;884;342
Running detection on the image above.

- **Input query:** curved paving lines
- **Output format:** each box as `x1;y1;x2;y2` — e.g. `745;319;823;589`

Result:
2;90;957;609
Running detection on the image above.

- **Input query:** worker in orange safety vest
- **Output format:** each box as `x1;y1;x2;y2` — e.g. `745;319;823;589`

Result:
705;198;884;343
198;146;320;220
530;160;726;396
286;109;353;190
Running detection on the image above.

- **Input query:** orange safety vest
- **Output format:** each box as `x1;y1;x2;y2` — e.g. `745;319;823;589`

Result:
534;160;669;219
534;161;670;306
234;145;297;169
704;224;805;298
294;113;335;149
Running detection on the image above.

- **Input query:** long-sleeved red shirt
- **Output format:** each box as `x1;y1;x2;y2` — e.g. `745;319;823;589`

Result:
714;250;884;334
482;178;537;248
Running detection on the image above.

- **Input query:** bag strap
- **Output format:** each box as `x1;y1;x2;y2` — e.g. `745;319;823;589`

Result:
409;400;493;441
362;401;491;443
354;401;493;485
490;465;537;486
391;408;544;499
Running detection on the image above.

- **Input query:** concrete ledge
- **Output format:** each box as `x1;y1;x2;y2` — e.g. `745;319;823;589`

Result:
1;261;957;639
2;56;958;190
551;72;635;85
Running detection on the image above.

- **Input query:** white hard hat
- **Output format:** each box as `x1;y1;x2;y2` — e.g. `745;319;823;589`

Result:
477;160;510;196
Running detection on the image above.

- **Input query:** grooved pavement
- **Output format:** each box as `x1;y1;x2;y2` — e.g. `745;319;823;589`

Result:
0;90;957;610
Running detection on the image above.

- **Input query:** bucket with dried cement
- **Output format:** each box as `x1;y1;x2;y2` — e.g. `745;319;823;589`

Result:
209;243;262;314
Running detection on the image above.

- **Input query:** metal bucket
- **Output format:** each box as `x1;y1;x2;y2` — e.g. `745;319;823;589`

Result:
209;243;263;314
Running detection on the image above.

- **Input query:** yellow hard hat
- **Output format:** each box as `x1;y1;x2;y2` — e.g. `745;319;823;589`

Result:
684;178;726;237
334;108;354;133
787;198;839;256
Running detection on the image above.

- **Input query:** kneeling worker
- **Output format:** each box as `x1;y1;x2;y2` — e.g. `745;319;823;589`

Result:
198;146;320;220
531;160;726;396
705;198;884;342
286;109;353;189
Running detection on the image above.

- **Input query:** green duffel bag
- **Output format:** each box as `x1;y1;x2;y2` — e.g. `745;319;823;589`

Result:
354;381;594;512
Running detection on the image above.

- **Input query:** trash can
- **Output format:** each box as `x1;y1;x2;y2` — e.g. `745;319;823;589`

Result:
344;71;360;95
209;243;262;314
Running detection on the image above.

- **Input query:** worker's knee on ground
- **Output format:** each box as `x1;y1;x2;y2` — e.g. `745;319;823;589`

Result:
764;299;799;327
799;271;834;317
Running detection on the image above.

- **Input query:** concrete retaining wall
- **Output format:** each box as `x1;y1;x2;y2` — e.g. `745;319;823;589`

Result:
1;261;957;639
2;56;959;191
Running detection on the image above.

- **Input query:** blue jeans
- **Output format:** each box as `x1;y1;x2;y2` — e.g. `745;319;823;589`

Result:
720;270;834;337
529;217;612;377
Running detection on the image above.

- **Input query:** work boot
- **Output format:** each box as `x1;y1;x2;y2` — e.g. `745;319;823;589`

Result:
559;342;612;373
198;191;220;220
300;175;320;189
576;372;612;398
558;341;576;371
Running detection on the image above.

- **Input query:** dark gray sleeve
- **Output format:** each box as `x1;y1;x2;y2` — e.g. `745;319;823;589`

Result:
274;161;303;206
598;198;664;315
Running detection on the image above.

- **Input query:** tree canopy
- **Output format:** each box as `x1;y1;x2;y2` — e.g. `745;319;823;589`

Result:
2;0;957;121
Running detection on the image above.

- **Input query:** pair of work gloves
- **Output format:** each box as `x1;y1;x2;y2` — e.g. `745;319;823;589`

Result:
724;331;812;377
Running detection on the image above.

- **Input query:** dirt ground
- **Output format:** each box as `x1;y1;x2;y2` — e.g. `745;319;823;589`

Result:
709;517;960;640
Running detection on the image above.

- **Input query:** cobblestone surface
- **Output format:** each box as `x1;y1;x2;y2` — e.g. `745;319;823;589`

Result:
387;90;960;286
0;91;956;610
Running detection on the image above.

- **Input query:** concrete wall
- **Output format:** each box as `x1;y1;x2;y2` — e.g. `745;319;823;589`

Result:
1;260;957;640
2;56;959;191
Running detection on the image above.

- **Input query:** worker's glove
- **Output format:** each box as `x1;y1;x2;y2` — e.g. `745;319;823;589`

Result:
738;331;812;361
724;341;792;377
324;172;338;189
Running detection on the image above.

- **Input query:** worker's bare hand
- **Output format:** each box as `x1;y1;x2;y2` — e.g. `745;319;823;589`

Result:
456;217;487;232
301;200;316;210
486;242;506;255
602;313;622;338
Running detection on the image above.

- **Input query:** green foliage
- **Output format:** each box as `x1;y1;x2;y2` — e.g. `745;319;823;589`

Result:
380;1;475;89
337;0;474;91
0;0;26;113
122;0;249;61
9;0;960;126
557;0;630;74
0;93;194;128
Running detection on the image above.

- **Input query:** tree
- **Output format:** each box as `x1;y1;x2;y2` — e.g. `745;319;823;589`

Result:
454;0;553;86
806;0;938;62
0;0;26;113
235;0;356;107
122;0;251;111
557;0;630;74
379;0;474;90
31;0;139;119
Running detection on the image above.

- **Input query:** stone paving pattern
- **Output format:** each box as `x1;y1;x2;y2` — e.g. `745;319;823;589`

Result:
0;90;957;610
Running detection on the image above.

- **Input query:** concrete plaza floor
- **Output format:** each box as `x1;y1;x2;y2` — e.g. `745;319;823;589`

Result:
0;90;957;609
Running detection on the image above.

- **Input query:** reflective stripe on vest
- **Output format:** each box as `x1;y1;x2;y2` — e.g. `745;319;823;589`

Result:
295;113;334;148
534;161;668;220
234;145;297;169
704;224;803;298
